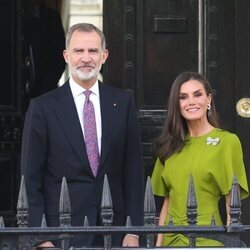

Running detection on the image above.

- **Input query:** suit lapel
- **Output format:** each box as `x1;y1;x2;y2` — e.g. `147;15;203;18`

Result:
53;82;90;167
53;82;115;174
99;84;113;166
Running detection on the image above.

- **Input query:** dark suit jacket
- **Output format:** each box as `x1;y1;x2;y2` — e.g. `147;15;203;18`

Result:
21;81;144;246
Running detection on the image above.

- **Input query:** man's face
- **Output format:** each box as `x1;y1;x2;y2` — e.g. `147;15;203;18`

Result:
63;30;108;88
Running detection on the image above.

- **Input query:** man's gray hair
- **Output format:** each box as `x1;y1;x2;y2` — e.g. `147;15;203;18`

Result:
65;23;106;50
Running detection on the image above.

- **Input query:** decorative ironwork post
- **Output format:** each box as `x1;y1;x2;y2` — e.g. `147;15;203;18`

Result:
60;177;71;250
186;175;197;247
229;176;242;227
17;175;29;228
226;176;242;247
101;174;113;250
144;176;156;248
0;216;10;249
41;214;47;227
0;216;5;227
16;175;29;249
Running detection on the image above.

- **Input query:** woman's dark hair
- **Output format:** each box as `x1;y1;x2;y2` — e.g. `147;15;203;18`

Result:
153;71;219;163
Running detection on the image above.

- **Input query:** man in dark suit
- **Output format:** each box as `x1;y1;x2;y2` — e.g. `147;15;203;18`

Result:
21;23;144;247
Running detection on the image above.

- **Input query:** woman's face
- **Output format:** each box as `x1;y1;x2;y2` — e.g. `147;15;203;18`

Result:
179;79;211;122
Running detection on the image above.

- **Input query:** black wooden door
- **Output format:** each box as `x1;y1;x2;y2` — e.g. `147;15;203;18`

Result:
104;0;200;178
0;0;64;226
235;0;250;244
104;0;203;212
204;1;250;244
0;0;22;226
104;0;250;245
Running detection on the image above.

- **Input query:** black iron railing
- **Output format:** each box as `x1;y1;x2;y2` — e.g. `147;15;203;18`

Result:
0;175;247;249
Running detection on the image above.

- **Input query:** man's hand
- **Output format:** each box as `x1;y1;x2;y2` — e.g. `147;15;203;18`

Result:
122;234;139;247
37;241;55;248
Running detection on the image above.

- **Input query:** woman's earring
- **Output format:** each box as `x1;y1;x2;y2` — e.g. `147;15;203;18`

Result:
207;103;212;117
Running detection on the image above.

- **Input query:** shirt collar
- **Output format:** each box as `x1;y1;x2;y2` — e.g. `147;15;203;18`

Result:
69;78;99;98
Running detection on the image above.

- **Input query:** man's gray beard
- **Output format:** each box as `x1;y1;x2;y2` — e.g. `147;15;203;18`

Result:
71;67;98;81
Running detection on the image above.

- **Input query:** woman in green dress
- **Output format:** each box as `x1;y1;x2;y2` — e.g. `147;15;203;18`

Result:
151;71;249;247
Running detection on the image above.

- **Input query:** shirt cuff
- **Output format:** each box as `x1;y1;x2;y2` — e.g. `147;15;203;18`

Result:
126;234;139;239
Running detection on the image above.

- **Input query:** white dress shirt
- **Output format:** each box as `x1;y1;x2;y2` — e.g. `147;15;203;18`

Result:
69;78;102;154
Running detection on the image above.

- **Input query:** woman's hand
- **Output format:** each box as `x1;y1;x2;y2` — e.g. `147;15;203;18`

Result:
226;192;231;225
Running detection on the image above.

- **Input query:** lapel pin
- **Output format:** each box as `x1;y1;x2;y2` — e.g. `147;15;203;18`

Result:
113;103;117;107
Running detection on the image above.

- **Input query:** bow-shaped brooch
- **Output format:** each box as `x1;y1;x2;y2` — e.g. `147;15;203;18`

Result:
206;137;220;146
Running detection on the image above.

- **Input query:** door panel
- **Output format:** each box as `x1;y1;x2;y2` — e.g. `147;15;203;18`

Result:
0;0;21;226
205;0;236;131
235;0;250;244
0;0;65;226
141;0;199;107
138;0;200;205
0;0;21;110
104;0;200;182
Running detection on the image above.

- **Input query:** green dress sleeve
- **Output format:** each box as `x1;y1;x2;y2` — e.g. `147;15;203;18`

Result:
215;133;249;199
151;158;169;197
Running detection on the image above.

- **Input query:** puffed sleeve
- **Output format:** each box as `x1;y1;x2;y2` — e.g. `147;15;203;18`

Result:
151;158;169;197
216;133;249;199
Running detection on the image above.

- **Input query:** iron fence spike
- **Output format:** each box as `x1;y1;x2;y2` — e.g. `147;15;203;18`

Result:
186;175;197;225
101;174;113;209
17;175;28;211
16;175;29;227
0;216;5;227
144;176;156;213
168;216;174;226
41;214;47;227
230;175;242;225
210;214;216;226
59;177;71;227
83;216;89;227
101;175;113;249
59;177;71;214
126;216;132;227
